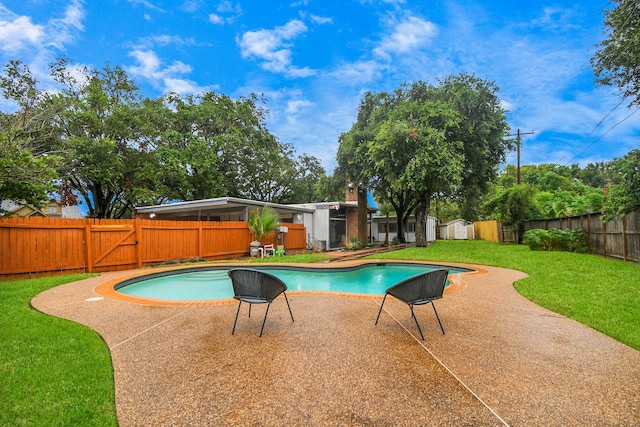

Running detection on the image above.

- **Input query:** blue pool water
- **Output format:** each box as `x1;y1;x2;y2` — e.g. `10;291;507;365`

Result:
115;263;470;301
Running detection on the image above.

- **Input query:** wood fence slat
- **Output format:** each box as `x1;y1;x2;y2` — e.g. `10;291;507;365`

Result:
521;207;640;262
0;216;311;277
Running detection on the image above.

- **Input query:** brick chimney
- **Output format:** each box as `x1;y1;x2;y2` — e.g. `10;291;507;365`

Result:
345;183;357;201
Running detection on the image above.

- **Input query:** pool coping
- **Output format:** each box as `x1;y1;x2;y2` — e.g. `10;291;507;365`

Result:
94;259;487;307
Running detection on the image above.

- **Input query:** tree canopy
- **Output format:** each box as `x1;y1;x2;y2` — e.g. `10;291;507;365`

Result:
0;61;63;210
602;149;640;219
0;59;328;218
337;75;510;245
591;0;640;107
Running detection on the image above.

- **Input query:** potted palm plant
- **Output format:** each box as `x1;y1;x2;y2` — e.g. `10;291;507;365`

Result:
248;207;279;257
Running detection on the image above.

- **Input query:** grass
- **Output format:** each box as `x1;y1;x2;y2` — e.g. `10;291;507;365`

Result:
0;274;118;427
2;242;638;425
370;240;640;351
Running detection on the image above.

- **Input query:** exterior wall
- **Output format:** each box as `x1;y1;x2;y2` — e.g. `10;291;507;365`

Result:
346;208;358;242
345;185;358;202
311;205;330;250
439;220;474;240
372;216;436;243
1;200;84;219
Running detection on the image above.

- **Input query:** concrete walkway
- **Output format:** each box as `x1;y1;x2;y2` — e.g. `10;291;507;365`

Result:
31;262;639;426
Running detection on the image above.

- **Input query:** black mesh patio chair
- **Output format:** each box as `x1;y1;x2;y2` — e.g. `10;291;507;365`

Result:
375;268;449;340
228;268;294;337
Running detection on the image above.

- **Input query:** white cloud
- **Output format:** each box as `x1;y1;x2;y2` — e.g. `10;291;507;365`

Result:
134;34;195;49
45;0;85;50
531;7;581;31
329;60;383;85
0;1;84;55
286;99;315;114
216;1;236;13
182;0;202;13
0;10;45;54
209;13;224;24
208;1;242;25
239;20;312;76
126;49;213;95
373;15;437;60
127;0;163;12
163;77;204;94
309;14;333;25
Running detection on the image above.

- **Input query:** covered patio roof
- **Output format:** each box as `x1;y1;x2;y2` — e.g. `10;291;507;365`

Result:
134;197;314;222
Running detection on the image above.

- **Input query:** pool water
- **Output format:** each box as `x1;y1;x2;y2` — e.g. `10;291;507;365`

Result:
116;263;468;301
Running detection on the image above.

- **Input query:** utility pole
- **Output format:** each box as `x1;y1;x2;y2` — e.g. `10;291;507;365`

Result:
510;129;534;184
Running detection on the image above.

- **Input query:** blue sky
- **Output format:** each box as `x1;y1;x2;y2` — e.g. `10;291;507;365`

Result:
1;0;638;174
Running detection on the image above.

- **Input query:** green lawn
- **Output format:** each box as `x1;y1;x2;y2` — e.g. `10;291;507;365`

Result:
369;240;640;351
2;242;638;426
0;274;117;427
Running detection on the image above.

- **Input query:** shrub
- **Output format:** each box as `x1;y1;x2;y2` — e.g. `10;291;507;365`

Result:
523;228;588;253
342;236;363;250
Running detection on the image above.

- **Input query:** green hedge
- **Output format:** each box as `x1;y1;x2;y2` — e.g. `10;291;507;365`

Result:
523;228;588;253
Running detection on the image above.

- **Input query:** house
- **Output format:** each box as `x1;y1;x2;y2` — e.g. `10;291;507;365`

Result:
287;185;379;250
0;200;84;218
133;186;444;250
134;187;377;251
438;219;475;240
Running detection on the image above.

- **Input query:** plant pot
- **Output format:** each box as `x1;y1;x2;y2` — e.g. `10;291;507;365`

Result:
249;241;261;257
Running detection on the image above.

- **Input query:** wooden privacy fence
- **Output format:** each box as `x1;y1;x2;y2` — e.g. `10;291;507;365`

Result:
0;217;307;277
473;220;500;243
524;208;640;263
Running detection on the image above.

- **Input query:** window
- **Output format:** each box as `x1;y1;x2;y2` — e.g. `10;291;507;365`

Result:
377;222;397;233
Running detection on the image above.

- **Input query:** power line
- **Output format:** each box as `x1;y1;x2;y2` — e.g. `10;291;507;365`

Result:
554;97;629;166
560;106;640;166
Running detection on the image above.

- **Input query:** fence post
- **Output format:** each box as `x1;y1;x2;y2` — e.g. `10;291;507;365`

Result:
198;222;204;259
623;216;628;262
603;219;607;259
587;214;592;252
136;220;143;269
84;224;93;273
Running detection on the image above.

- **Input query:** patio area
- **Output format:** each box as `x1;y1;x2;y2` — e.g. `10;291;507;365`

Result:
31;262;639;426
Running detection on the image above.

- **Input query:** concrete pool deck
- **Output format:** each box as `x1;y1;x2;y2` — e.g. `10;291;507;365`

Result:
31;262;640;426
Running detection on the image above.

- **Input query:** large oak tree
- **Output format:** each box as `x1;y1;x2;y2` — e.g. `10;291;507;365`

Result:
337;76;509;246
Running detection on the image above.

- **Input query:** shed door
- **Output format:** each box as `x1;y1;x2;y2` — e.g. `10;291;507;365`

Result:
454;222;468;239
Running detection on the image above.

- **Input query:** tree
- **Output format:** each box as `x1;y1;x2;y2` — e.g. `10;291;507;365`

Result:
314;173;345;202
484;184;540;243
286;154;327;203
336;91;385;243
233;139;298;203
579;161;610;188
248;206;279;243
591;0;640;106
0;61;64;210
337;77;508;246
377;85;464;246
602;149;640;219
156;92;253;202
49;59;157;218
434;73;511;220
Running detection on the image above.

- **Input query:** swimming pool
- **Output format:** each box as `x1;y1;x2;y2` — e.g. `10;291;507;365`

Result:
114;262;472;302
